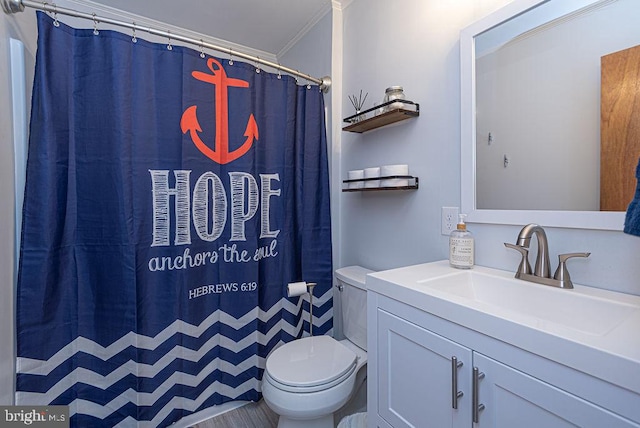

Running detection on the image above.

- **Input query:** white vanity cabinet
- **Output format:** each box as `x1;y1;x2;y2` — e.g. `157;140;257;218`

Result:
375;308;472;428
473;353;635;428
367;285;640;428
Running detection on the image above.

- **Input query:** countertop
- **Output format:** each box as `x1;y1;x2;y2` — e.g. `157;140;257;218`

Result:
366;260;640;395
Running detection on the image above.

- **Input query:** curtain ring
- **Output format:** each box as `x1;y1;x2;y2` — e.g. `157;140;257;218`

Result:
276;63;282;80
255;57;261;73
52;3;59;27
228;48;234;66
166;31;173;50
131;22;137;43
199;39;205;59
92;13;99;35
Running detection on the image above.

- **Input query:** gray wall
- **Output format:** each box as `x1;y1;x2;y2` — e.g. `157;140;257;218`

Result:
339;0;512;269
0;6;37;405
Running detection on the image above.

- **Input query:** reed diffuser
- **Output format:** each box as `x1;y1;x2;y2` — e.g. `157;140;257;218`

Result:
348;90;368;122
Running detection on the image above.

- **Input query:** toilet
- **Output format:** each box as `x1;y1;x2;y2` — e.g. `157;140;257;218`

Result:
262;266;372;428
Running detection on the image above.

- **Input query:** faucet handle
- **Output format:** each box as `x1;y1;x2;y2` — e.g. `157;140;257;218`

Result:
553;252;591;289
504;243;532;276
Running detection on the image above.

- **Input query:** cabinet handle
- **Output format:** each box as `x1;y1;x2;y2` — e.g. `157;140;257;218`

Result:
472;367;485;423
451;356;464;409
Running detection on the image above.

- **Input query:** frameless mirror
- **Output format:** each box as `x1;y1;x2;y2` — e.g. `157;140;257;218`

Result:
461;0;638;230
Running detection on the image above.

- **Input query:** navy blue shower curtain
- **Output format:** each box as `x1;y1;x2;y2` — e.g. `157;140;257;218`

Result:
16;12;332;426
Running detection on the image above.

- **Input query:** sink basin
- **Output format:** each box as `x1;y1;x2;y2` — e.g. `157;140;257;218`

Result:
368;261;640;397
417;270;639;336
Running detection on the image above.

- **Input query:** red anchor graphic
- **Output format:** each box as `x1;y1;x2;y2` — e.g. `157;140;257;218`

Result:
181;57;258;164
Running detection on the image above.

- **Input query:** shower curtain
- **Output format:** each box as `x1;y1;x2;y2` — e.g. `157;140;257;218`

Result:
16;12;332;427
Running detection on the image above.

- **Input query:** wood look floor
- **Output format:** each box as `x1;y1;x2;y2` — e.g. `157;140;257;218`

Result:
192;400;279;428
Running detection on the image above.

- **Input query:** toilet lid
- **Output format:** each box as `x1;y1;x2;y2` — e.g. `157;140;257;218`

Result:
266;336;357;389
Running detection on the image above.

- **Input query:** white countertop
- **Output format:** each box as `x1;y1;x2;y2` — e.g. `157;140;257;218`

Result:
367;260;640;395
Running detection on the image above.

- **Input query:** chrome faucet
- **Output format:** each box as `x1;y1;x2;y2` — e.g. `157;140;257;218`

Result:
505;224;590;289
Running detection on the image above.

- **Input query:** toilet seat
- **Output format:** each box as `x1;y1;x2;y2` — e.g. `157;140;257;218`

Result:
265;336;357;393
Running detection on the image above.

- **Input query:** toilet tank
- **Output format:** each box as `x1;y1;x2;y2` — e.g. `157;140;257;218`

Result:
335;266;374;351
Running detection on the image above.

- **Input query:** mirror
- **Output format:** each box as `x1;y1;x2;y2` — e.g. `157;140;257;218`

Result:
461;0;637;230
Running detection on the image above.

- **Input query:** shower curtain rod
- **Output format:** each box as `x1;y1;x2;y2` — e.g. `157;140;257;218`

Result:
2;0;332;92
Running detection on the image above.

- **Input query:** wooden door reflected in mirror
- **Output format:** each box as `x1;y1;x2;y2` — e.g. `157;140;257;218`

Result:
600;44;640;212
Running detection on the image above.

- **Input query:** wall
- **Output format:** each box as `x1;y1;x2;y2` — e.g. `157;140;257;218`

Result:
338;0;640;296
339;0;512;270
0;5;37;405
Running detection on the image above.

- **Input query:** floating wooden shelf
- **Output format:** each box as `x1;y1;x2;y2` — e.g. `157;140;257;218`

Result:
343;100;419;133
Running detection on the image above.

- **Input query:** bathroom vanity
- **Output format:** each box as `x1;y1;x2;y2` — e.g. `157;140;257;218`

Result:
366;261;640;427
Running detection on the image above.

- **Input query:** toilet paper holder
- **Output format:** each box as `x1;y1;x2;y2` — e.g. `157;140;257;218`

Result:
306;282;316;336
287;281;317;336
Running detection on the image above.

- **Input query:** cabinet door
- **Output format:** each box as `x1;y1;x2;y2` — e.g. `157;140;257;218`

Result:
474;353;639;428
377;309;472;428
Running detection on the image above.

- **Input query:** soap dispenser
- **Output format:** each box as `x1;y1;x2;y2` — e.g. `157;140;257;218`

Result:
449;214;474;269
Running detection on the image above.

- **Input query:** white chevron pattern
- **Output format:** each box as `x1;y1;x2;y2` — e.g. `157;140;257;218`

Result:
16;289;333;425
113;377;260;428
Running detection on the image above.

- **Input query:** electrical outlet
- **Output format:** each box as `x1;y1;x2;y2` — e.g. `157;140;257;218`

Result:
441;207;459;235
